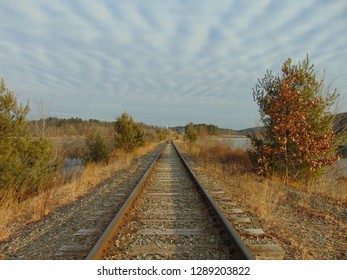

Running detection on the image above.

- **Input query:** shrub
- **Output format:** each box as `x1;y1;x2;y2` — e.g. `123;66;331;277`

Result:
114;112;144;152
86;132;111;163
185;122;198;142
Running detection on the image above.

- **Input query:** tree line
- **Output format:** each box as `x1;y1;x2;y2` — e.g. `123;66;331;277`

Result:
183;123;219;142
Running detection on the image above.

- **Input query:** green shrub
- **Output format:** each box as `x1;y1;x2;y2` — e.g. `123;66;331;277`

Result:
86;132;111;162
114;112;144;152
185;122;198;142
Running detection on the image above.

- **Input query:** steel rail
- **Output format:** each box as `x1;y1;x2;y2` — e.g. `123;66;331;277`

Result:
85;142;166;260
86;141;254;260
171;141;254;260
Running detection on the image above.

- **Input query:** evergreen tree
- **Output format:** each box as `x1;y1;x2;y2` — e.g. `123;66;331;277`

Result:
86;132;110;162
114;112;144;152
251;56;343;182
0;79;55;198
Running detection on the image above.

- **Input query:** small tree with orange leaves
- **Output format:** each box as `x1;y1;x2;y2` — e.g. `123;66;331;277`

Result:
250;56;342;183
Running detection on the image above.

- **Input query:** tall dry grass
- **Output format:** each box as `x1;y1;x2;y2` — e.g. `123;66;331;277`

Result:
179;139;347;203
177;140;285;219
305;162;347;202
0;142;159;241
180;140;252;175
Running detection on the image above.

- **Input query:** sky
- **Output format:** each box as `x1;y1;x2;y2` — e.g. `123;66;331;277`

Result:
1;0;346;129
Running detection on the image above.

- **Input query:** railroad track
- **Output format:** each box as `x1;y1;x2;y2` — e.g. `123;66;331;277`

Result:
86;142;254;260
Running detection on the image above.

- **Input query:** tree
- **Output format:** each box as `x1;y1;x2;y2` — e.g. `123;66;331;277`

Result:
155;128;169;141
185;122;198;142
250;56;342;182
207;124;219;135
86;132;111;163
0;79;56;199
33;100;51;138
114;112;144;152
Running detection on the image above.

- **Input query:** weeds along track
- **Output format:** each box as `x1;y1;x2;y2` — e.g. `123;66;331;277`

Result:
86;142;253;260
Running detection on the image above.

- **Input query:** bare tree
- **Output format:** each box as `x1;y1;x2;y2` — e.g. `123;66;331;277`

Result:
35;100;51;138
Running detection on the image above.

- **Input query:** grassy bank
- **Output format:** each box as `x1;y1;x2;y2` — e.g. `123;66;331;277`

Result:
0;142;159;242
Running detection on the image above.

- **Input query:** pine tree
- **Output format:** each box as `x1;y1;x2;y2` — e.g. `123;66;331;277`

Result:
0;79;55;199
251;56;342;182
86;132;111;162
114;112;144;152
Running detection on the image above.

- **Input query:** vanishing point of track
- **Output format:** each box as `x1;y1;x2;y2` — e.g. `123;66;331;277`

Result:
86;142;254;260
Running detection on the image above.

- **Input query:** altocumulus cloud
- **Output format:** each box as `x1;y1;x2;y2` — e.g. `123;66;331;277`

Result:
0;0;346;129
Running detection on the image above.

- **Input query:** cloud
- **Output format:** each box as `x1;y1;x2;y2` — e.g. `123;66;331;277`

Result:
0;0;346;129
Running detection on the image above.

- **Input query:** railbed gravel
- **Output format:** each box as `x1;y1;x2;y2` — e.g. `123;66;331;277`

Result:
0;145;163;260
102;144;236;260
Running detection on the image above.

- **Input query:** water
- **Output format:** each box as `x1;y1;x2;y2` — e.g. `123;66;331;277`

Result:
205;136;251;150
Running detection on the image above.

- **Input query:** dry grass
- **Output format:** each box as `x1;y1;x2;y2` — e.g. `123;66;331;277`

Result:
305;163;347;202
0;142;159;241
181;140;252;175
177;138;347;259
177;140;282;219
178;139;347;203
